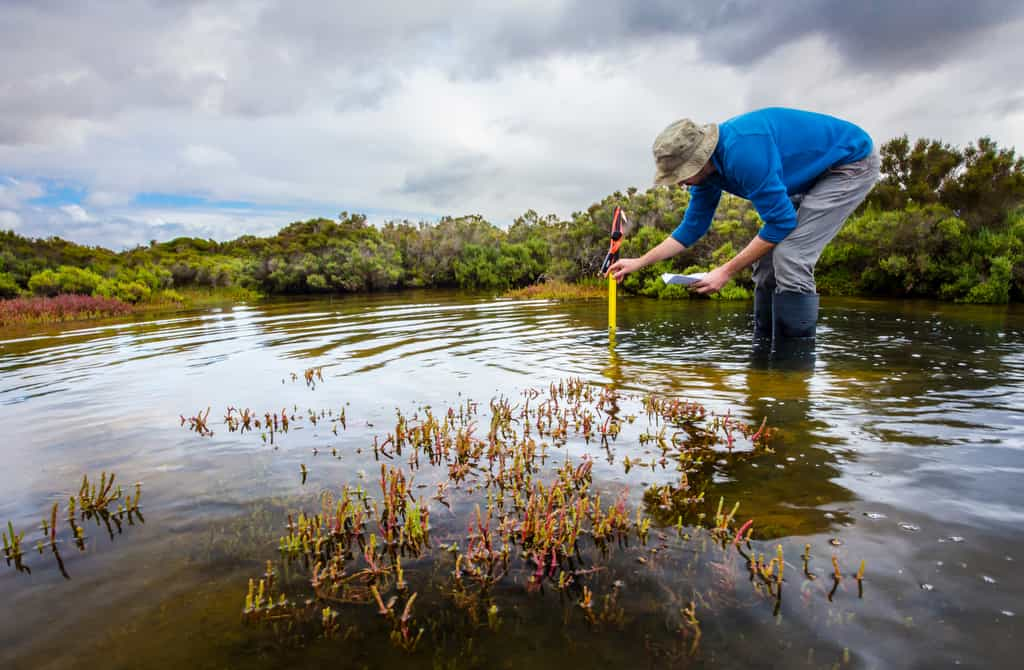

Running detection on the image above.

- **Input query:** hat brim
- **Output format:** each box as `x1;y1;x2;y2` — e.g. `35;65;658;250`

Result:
653;123;719;187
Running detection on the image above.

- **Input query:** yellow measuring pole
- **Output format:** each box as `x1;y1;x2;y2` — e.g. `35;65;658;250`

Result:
608;275;617;332
603;205;624;335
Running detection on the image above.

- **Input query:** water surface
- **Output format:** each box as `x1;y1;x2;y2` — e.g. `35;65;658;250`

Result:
1;292;1022;668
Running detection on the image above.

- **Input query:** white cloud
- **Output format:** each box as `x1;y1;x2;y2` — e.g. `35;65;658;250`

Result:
59;204;93;222
9;202;320;250
85;190;133;207
0;177;44;209
0;210;22;229
182;144;238;167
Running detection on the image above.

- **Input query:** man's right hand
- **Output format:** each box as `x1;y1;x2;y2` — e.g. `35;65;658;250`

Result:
605;235;686;282
606;258;644;283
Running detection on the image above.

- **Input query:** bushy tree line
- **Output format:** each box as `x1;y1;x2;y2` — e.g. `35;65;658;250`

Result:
1;135;1022;304
820;135;1024;302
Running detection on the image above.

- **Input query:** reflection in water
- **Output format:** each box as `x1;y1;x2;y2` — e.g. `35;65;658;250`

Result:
604;316;853;538
604;329;622;388
1;293;1023;668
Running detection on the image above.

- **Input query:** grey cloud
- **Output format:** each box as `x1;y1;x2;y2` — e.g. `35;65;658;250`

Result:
398;154;500;207
693;1;1021;71
3;0;1019;146
438;1;1023;76
0;1;453;143
990;95;1024;117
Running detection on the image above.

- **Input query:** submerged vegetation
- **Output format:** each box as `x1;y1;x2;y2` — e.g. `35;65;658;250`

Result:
2;135;1022;312
175;374;868;660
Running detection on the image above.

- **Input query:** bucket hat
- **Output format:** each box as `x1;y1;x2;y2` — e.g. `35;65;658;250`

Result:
652;119;719;186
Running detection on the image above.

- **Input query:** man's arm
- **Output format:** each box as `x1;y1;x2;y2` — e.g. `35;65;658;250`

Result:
607;235;686;282
607;182;722;282
670;183;722;247
693;135;791;294
691;235;774;294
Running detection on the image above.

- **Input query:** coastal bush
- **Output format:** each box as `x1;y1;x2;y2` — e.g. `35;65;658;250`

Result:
1;134;1021;304
95;279;152;303
0;272;20;298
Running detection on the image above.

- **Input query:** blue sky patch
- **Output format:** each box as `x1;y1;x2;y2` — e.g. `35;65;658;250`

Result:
25;179;87;207
131;192;292;211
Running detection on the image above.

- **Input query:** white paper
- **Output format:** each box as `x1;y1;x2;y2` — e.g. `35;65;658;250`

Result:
661;272;707;286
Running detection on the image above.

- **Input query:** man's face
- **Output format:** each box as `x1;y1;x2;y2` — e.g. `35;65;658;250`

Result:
677;160;714;187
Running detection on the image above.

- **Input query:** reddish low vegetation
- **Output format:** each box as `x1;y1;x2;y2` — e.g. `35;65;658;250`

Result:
0;294;133;327
504;279;608;300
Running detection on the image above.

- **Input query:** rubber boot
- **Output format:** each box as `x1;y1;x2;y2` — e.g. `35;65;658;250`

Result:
753;285;774;340
772;291;818;339
772;291;818;366
751;284;774;361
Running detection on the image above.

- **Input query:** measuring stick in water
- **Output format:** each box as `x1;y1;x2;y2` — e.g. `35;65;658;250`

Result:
608;274;616;332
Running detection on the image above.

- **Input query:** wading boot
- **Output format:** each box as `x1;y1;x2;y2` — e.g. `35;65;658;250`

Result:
751;284;774;359
772;291;818;365
753;285;774;340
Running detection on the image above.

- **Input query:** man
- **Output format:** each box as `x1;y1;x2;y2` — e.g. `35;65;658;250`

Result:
607;107;879;344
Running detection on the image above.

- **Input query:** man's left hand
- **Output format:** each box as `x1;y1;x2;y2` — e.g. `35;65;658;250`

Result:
691;266;733;295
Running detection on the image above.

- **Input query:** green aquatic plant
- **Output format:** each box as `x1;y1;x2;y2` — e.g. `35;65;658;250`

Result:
856;559;867;598
826;556;841;601
3;520;28;573
242;571;293;624
5;472;143;577
78;471;120;513
680;601;702;655
390;592;425;653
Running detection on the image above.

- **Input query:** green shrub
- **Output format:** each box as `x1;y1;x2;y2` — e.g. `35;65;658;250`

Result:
0;272;20;298
28;269;62;296
95;279;151;303
963;256;1012;303
655;283;691;299
119;281;152;303
710;281;752;301
56;266;103;294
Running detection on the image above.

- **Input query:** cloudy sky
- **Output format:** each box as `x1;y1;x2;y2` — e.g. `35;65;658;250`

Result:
2;0;1023;249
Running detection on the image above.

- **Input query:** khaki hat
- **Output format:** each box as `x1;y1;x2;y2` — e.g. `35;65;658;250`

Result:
652;118;719;186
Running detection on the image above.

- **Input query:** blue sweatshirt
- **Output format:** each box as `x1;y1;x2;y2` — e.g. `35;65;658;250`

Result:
670;107;873;246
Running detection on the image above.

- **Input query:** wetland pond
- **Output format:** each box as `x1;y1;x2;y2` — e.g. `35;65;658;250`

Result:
1;291;1023;669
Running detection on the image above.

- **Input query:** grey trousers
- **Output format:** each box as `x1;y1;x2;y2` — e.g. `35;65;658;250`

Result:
752;152;881;294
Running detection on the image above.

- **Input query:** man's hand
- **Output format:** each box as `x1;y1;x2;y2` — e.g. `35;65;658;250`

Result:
692;236;775;294
606;257;644;283
691;266;734;295
604;236;686;283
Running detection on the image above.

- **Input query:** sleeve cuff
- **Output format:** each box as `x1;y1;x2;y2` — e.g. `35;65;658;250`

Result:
757;221;796;244
671;227;697;248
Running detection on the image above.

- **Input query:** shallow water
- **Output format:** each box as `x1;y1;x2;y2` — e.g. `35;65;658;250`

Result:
1;291;1023;669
